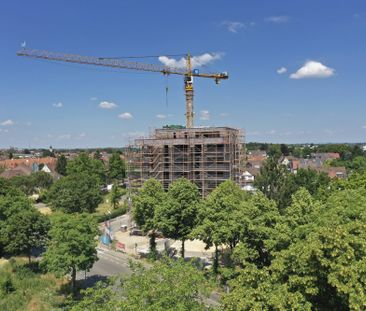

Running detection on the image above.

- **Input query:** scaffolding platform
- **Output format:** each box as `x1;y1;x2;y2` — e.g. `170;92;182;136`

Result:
129;127;244;197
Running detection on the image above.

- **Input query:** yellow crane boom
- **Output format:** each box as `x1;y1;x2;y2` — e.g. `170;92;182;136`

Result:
17;48;228;128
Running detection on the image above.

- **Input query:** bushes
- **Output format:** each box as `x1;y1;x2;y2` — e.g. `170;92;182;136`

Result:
0;260;66;310
95;206;127;223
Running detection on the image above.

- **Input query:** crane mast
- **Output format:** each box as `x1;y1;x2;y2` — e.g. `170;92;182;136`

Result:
17;48;228;128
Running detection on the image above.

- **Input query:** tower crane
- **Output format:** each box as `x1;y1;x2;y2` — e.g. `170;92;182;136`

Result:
17;48;228;128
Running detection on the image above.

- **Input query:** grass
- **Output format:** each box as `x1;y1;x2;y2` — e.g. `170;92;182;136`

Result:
95;195;112;215
0;259;68;311
37;206;52;215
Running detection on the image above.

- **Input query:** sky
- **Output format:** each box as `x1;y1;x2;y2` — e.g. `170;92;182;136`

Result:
1;0;366;148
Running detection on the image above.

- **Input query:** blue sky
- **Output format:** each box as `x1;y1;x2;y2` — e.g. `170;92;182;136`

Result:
1;0;366;148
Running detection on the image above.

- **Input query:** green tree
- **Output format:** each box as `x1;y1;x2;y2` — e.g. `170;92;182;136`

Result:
9;175;34;195
110;184;122;209
41;214;98;295
93;149;102;162
71;259;212;311
232;192;280;269
254;161;330;209
47;173;102;213
31;171;54;189
222;263;311;310
193;180;245;273
132;179;165;256
108;152;126;181
280;143;290;156
67;153;105;184
156;178;200;258
56;154;67;175
254;156;292;209
2;209;50;263
224;188;366;310
0;192;33;257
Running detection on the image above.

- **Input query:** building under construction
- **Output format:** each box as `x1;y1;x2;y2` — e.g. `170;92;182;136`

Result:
132;126;244;197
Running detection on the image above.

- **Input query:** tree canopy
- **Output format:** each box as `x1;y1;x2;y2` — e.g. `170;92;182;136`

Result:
156;178;200;257
47;172;102;213
71;259;212;311
108;152;126;181
67;152;106;184
132;178;165;255
55;154;67;175
41;214;98;294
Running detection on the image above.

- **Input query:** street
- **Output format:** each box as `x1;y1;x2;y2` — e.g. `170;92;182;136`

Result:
76;247;132;288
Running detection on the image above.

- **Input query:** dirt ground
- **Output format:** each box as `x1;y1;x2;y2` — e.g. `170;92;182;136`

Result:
113;231;215;260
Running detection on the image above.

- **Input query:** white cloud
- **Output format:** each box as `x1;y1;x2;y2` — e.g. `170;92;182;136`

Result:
362;125;366;129
52;102;63;108
159;53;223;69
156;114;167;119
290;61;335;79
118;112;133;119
57;133;71;140
277;67;287;74
200;110;210;121
1;119;14;126
219;112;229;117
90;97;98;101
265;16;290;24
99;101;118;109
221;21;245;33
324;129;335;135
266;129;277;135
0;129;9;133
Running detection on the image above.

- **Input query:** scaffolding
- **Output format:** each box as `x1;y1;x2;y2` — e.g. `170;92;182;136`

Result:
130;127;244;197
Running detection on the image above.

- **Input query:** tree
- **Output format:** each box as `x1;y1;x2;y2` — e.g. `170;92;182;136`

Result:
280;143;290;156
132;179;165;256
41;149;55;157
156;178;200;258
108;152;126;181
41;214;98;295
47;173;102;213
0;192;33;257
110;184;122;209
223;188;366;310
56;154;67;176
7;172;53;195
193;180;245;273
93;149;102;161
9;175;34;195
232;192;280;269
254;156;292;209
288;168;330;199
67;153;105;184
71;259;212;311
31;171;54;189
222;263;311;310
2;209;50;263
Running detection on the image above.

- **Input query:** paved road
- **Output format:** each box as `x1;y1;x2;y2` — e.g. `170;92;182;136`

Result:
76;247;132;288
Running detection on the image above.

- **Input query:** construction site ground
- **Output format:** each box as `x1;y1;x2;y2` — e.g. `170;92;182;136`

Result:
105;214;215;263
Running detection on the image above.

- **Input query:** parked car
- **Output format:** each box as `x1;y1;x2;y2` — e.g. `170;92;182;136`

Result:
129;228;144;236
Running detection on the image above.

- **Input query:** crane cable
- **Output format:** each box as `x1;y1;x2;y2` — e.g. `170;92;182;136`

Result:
165;74;169;107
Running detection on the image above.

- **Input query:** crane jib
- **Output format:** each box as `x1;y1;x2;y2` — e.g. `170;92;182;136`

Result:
17;48;229;128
